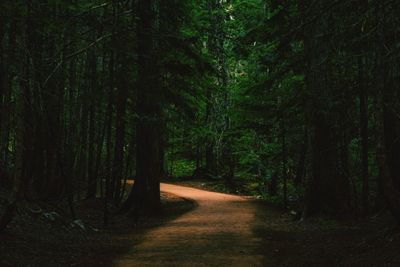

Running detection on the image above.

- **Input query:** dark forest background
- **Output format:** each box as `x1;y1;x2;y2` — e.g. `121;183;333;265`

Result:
1;0;400;231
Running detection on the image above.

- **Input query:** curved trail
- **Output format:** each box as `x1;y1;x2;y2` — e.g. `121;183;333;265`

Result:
114;183;265;267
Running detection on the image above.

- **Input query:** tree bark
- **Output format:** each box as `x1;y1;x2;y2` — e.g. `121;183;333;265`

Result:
112;53;128;203
302;0;350;218
294;127;307;186
0;18;16;167
86;46;97;199
123;0;162;217
359;58;369;216
375;0;400;222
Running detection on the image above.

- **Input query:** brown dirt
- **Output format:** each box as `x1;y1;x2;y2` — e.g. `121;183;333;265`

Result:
1;182;400;267
0;190;195;267
113;183;264;267
114;183;400;267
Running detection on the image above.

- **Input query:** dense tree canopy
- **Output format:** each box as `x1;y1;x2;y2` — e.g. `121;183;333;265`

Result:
1;0;400;233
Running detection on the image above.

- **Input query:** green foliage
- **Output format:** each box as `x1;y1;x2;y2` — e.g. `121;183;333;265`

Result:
1;0;397;220
169;159;196;178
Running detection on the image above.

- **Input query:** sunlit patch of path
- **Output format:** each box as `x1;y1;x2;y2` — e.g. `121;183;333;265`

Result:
113;183;265;267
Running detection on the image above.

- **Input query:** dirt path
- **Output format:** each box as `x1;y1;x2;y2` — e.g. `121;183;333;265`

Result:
111;183;400;267
2;182;398;266
114;183;264;267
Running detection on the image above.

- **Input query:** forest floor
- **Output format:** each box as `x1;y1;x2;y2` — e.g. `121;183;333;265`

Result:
1;181;400;267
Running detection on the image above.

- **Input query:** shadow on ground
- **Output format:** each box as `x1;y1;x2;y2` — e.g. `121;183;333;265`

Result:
0;192;197;267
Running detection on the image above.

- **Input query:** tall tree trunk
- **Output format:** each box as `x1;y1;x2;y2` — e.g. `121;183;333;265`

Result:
204;0;228;178
375;0;400;222
87;47;97;199
359;58;369;216
78;84;89;200
294;127;307;186
302;0;350;218
0;33;4;141
281;114;287;209
376;89;400;222
104;12;116;224
112;53;128;204
123;0;162;217
19;0;35;199
42;10;65;199
1;19;16;167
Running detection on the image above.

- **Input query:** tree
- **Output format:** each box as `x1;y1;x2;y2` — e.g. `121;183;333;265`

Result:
302;0;351;217
123;0;163;216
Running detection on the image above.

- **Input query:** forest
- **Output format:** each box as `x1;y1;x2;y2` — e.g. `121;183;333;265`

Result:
1;0;400;266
